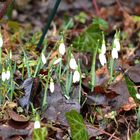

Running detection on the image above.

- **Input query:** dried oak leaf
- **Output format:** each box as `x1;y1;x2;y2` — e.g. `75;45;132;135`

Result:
0;125;28;139
7;108;29;129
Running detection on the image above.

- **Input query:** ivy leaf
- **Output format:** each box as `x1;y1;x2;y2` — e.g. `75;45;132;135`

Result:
65;110;88;140
72;18;108;52
92;18;108;30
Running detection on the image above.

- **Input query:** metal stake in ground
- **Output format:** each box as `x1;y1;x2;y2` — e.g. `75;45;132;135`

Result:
36;0;61;51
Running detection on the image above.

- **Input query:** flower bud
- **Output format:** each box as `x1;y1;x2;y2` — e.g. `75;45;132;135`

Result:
99;53;107;66
34;120;41;129
73;70;80;83
41;53;46;65
69;58;78;70
49;78;54;93
114;38;120;51
2;70;6;82
59;42;65;56
0;33;3;48
111;48;118;59
101;42;106;54
136;93;140;100
6;69;10;80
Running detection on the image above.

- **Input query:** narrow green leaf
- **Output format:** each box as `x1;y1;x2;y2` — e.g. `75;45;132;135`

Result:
65;110;88;140
124;76;137;101
131;131;140;140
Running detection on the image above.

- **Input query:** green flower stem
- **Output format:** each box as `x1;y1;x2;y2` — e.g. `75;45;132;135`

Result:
33;58;41;77
65;70;72;99
91;46;98;92
42;70;51;111
0;47;2;71
36;0;61;50
58;57;62;81
109;58;114;83
78;61;82;103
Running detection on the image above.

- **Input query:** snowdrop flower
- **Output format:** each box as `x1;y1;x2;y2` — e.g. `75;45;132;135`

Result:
34;120;41;129
73;70;80;83
101;41;106;54
59;42;66;56
41;53;46;65
111;48;118;59
9;50;12;59
136;93;140;100
99;53;107;66
69;58;78;70
99;40;107;66
0;33;3;48
53;58;62;65
113;38;120;51
6;69;10;80
49;78;54;93
2;70;6;82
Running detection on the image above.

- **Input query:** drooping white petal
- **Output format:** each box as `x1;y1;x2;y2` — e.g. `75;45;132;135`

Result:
0;33;3;48
114;38;120;51
136;93;140;100
49;79;54;93
99;53;107;66
41;53;46;65
10;50;12;59
69;58;78;70
2;71;6;82
111;48;118;59
53;58;62;65
34;120;41;129
59;42;66;56
73;70;80;83
101;43;106;54
6;70;10;80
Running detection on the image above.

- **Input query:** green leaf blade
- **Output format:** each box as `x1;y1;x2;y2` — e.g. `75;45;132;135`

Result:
65;110;88;140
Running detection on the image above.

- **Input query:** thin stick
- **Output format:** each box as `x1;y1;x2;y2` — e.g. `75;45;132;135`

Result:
36;0;61;50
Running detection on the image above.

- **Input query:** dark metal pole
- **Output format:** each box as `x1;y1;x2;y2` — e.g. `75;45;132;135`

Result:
36;0;61;50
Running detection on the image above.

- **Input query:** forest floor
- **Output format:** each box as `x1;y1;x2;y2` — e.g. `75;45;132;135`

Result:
0;0;140;140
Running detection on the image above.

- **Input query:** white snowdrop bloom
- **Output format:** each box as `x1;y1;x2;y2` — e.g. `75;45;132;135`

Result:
6;69;10;80
0;33;3;48
99;53;107;66
69;58;78;70
41;53;46;65
9;50;12;59
73;70;80;83
53;58;62;65
114;38;120;51
34;120;41;129
59;42;66;55
101;43;106;54
2;71;6;82
136;93;140;100
49;79;54;93
111;48;118;59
